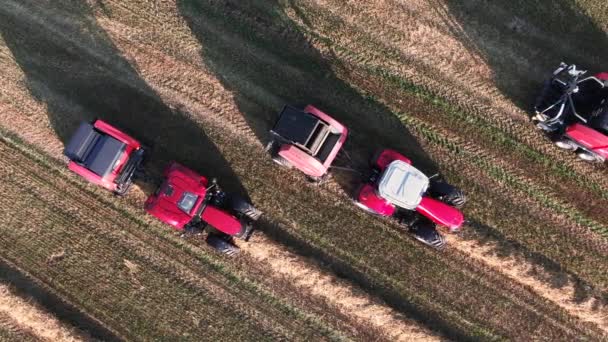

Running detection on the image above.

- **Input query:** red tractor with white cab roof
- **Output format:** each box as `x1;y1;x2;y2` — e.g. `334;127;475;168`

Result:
266;105;348;182
534;63;608;162
145;162;261;255
354;149;466;249
63;120;145;195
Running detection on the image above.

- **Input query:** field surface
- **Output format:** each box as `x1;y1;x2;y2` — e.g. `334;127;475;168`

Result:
0;0;607;340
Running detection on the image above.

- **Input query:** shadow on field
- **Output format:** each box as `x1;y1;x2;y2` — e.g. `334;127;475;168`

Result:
178;0;438;198
0;259;120;341
463;219;608;305
174;0;472;338
0;0;247;197
428;0;608;112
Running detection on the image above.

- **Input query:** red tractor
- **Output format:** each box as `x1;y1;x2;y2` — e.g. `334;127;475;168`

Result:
145;162;261;255
354;149;466;249
266;105;348;182
63;120;145;195
534;63;608;162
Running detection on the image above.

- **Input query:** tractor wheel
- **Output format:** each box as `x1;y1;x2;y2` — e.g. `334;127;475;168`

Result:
353;200;381;216
410;219;445;250
576;150;602;163
265;139;277;154
114;181;132;196
272;154;292;169
206;234;239;256
230;195;262;221
554;138;577;150
429;180;467;208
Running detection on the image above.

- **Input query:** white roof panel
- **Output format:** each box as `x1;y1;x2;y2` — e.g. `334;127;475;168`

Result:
378;160;429;210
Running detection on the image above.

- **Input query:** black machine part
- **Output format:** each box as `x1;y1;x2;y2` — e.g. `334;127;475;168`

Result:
270;106;342;162
206;233;239;256
64;122;127;177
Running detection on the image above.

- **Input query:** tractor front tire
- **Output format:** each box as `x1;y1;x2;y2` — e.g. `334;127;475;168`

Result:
230;195;262;221
554;138;577;150
410;219;446;250
353;200;381;216
206;234;239;256
576;150;603;163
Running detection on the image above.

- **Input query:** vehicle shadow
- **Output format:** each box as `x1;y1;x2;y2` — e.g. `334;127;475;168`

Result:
464;219;608;305
177;0;438;198
428;0;608;113
175;0;473;338
0;0;247;197
0;259;121;341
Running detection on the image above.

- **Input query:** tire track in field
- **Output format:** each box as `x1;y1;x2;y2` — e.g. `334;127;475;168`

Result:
0;285;89;342
0;313;40;342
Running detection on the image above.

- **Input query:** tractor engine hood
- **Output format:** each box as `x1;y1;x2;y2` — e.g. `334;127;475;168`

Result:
200;206;243;236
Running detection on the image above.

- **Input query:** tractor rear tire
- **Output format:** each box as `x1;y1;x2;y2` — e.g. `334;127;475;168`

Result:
554;138;577;150
429;180;466;208
206;234;239;256
230;195;262;221
410;219;445;250
576;150;602;163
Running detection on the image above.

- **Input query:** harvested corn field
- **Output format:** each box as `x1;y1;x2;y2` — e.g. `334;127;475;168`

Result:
0;0;607;340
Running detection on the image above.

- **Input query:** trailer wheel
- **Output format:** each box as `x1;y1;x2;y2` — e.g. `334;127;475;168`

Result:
206;234;239;256
230;195;262;221
272;154;292;168
410;219;445;250
265;139;277;154
429;180;466;208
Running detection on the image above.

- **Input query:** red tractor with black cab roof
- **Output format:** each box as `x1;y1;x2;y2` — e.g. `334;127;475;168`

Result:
354;149;466;249
534;63;608;162
145;162;261;255
266;105;348;182
63;119;145;195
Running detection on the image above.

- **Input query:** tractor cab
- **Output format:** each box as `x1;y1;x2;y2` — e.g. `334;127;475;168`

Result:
377;160;429;210
64;120;144;195
145;162;261;255
145;162;210;229
268;105;348;180
355;149;466;248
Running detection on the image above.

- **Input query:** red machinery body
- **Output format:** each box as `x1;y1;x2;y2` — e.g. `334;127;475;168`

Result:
534;65;608;162
565;123;608;159
64;120;144;194
356;149;464;231
145;162;243;236
271;105;348;178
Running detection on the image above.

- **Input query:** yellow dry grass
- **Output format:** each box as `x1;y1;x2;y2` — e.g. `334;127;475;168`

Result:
0;285;89;342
